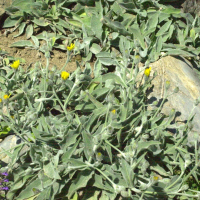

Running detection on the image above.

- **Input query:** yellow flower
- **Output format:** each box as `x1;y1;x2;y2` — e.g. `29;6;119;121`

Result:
153;176;159;181
11;60;20;69
111;109;116;114
3;94;10;99
67;43;75;51
97;152;102;157
0;98;2;103
144;67;151;77
61;71;70;80
96;152;103;161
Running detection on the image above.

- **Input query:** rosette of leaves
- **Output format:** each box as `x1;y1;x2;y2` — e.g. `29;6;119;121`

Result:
3;0;71;39
1;59;199;199
54;0;200;72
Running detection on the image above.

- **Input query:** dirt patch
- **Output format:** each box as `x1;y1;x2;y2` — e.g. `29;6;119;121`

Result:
0;30;81;72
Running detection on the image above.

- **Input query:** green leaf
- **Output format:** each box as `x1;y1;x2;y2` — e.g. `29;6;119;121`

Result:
155;36;163;53
62;140;80;162
102;16;131;37
67;158;87;169
10;92;24;101
34;187;52;200
68;169;94;198
102;73;127;88
14;22;26;38
129;24;146;49
26;24;33;39
71;192;78;200
93;174;113;191
31;36;40;47
82;189;100;200
75;102;96;111
43;162;61;180
91;15;103;40
90;43;102;54
145;12;159;35
9;175;33;192
32;18;49;27
162;24;174;42
104;142;112;163
156;20;172;36
57;18;70;29
137;141;161;153
162;7;181;14
10;40;34;48
121;159;134;187
177;29;185;46
67;19;82;28
165;175;182;193
25;194;40;200
3;16;21;28
82;130;94;160
164;48;194;57
84;91;104;108
158;12;170;23
190;28;196;41
150;164;170;177
10;178;42;200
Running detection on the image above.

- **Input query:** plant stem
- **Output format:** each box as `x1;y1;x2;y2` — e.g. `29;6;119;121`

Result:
59;51;72;72
53;87;68;116
93;166;116;188
105;140;126;159
165;172;184;191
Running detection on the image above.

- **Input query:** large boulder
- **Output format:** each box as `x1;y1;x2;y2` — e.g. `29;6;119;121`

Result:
147;56;200;133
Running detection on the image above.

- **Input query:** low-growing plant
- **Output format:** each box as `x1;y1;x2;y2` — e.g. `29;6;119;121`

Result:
0;38;199;200
4;0;200;70
1;1;200;199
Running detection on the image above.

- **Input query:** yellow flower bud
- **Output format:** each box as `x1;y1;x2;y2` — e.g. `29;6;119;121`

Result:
0;98;2;102
11;60;20;69
61;71;70;80
96;152;103;161
67;43;75;51
165;80;170;90
153;176;159;181
144;67;151;77
97;152;102;157
111;109;116;114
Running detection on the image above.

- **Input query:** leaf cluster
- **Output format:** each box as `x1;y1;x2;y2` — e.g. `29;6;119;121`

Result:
0;54;199;199
1;0;200;199
4;0;200;68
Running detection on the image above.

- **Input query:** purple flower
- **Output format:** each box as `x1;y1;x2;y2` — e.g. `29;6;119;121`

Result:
3;179;9;182
2;186;9;191
1;172;8;176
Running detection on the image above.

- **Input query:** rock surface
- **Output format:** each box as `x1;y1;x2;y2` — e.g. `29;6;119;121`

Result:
181;0;200;16
147;56;200;133
0;135;29;166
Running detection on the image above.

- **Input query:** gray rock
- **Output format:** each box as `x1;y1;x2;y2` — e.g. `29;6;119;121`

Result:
147;56;200;133
181;0;200;16
0;135;29;166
